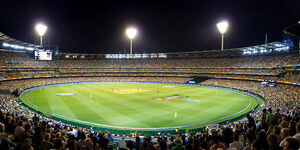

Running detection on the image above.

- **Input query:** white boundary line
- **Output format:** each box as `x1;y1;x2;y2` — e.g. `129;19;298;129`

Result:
19;81;262;130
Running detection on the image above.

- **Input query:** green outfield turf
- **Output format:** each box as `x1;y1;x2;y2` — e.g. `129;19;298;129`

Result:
20;82;263;130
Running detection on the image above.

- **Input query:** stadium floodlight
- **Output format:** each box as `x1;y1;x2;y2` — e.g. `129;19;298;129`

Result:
126;27;137;55
217;21;229;50
35;23;47;45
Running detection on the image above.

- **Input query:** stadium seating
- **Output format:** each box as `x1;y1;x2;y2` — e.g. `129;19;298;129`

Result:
0;48;299;150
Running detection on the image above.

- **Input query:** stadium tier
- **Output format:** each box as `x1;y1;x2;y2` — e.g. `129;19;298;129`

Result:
0;32;300;150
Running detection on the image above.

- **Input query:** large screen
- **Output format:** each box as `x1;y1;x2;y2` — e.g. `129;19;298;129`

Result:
106;53;167;59
35;51;52;60
188;81;196;84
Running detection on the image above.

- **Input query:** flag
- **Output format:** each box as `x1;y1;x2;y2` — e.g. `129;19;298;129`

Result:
174;111;178;119
90;92;93;98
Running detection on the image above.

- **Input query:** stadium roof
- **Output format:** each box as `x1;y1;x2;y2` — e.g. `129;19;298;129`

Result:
283;21;300;37
0;32;40;48
55;41;294;59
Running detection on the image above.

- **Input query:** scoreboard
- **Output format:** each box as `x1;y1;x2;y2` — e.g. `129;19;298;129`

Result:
35;50;52;60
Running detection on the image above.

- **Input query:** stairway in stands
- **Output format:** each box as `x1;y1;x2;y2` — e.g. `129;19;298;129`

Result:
52;60;62;75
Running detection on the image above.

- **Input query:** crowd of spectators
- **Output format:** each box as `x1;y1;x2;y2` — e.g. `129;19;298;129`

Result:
209;75;279;81
0;71;58;78
280;73;300;83
201;79;299;113
0;94;115;150
0;77;192;92
1;50;298;81
53;54;300;68
0;51;56;67
58;68;282;76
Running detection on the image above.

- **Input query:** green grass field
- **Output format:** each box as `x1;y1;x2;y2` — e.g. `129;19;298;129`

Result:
20;82;262;130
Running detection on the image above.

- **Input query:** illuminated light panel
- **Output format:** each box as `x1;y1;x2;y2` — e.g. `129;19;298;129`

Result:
217;21;229;34
126;28;137;39
35;24;48;36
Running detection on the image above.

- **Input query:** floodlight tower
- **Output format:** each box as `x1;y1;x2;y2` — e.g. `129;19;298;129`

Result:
217;21;229;50
126;27;137;55
35;23;47;45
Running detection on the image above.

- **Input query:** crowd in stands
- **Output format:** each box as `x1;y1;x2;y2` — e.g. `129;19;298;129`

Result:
0;77;192;92
280;73;300;83
0;71;59;78
0;94;111;150
203;75;279;81
1;50;298;83
0;51;56;67
201;79;299;114
54;60;101;68
0;70;283;83
57;68;282;75
53;54;300;68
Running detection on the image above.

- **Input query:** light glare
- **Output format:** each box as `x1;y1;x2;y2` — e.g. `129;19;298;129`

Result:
217;21;229;34
126;28;137;39
35;24;47;36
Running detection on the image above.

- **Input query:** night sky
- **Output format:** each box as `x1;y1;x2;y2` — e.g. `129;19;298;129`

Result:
0;0;299;54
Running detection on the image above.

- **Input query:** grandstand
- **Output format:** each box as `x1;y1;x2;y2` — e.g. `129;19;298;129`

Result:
0;31;299;150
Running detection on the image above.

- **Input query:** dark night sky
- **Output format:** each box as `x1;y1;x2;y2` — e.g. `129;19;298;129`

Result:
0;0;299;54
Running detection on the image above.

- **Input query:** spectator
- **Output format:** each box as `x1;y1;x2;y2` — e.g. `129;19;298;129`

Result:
292;123;300;144
267;134;280;150
159;140;168;150
255;130;269;150
283;137;299;150
14;121;25;142
171;138;185;150
108;133;114;142
126;140;134;150
280;128;290;148
274;109;282;124
229;133;244;150
244;133;255;150
77;132;86;149
135;136;142;150
53;138;64;150
0;123;10;150
32;126;45;148
98;132;110;149
41;133;54;150
246;113;256;132
272;126;282;145
266;108;275;127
